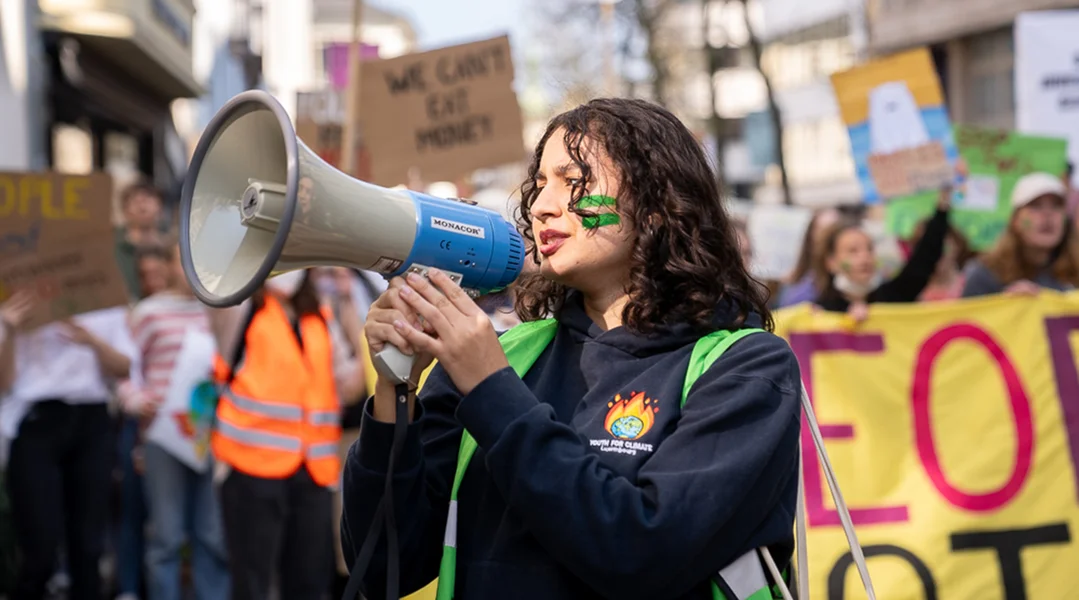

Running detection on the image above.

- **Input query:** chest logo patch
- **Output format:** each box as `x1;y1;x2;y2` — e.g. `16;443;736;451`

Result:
604;391;658;441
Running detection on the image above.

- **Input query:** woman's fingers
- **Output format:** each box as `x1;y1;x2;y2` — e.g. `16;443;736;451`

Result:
365;320;415;355
399;275;453;333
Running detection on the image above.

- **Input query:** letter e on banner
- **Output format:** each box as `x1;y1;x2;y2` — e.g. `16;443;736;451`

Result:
912;324;1034;512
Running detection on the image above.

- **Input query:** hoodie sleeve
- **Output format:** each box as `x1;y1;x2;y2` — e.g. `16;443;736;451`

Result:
455;333;802;600
340;366;464;599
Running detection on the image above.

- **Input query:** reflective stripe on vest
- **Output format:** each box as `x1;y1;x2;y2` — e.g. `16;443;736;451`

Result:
221;388;304;421
216;418;302;452
211;296;343;486
434;320;775;600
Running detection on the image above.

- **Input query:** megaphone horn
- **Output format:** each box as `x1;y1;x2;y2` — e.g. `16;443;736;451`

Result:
179;90;525;384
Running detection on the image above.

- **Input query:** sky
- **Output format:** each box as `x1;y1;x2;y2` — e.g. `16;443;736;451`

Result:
375;0;533;51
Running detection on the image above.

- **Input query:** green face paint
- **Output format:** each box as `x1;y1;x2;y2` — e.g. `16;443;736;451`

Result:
840;260;852;273
578;194;621;229
1020;217;1033;231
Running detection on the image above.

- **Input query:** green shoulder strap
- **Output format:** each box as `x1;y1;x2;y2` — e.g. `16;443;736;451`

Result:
434;323;768;600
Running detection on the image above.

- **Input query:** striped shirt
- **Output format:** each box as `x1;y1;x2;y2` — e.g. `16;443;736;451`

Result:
120;291;211;414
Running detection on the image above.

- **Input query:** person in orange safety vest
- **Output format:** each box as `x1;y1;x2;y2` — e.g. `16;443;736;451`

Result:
207;269;365;600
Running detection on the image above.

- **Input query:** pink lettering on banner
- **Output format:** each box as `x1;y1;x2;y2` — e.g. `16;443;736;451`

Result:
911;324;1033;512
789;333;910;527
1044;316;1079;502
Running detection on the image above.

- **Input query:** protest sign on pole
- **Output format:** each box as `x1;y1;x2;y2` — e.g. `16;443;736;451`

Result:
832;48;959;204
358;35;526;187
1016;10;1079;189
0;172;128;327
773;293;1079;598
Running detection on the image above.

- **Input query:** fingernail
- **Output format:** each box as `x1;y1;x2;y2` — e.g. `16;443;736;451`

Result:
393;320;406;330
407;272;421;283
399;285;412;296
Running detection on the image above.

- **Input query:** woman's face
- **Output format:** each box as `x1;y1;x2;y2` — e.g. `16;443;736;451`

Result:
827;228;877;285
529;130;634;294
1015;194;1066;251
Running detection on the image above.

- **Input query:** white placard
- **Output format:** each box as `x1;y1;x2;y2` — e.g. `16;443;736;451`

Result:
1016;10;1079;188
958;174;1001;212
145;329;216;473
746;204;814;281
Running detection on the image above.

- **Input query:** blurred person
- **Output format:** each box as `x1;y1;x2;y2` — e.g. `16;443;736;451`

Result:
0;297;136;600
115;182;167;301
777;207;842;307
112;181;166;600
345;98;800;599
135;246;171;298
118;242;230;600
1064;162;1078;219
963;172;1079;297
909;219;973;301
815;187;952;321
207;269;365;600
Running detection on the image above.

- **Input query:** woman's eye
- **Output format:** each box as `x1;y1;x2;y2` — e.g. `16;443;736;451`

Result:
567;177;584;187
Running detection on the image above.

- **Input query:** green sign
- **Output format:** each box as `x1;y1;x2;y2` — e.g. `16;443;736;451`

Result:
886;126;1068;251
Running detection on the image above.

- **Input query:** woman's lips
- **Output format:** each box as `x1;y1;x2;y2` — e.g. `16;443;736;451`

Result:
538;230;569;257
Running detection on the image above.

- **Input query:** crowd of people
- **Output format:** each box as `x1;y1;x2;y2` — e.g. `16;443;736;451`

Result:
0;99;1076;600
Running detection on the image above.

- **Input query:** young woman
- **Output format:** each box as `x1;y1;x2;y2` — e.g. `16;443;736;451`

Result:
0;295;136;600
207;270;365;600
777;207;842;307
814;188;952;320
343;99;801;599
963;172;1078;297
121;242;229;600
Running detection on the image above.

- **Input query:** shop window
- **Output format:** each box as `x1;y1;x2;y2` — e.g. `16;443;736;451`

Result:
963;27;1015;130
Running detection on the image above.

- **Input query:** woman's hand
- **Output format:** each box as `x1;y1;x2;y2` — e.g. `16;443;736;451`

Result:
395;269;508;396
1004;279;1041;297
847;300;870;324
0;290;37;331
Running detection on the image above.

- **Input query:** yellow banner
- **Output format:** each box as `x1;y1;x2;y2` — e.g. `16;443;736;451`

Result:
774;292;1079;599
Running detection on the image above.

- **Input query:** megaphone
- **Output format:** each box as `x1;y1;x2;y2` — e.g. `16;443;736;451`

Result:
179;90;525;384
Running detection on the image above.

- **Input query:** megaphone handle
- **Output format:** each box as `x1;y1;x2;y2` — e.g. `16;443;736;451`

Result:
372;346;417;386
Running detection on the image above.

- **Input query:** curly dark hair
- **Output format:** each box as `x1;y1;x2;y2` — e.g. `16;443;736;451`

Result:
513;98;773;333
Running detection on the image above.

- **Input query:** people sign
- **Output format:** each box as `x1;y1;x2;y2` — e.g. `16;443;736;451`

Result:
0;172;128;327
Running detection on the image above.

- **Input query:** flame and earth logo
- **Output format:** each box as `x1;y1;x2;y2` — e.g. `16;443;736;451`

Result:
604;391;658;440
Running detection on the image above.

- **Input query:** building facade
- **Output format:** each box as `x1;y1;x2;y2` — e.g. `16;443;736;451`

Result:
868;0;1079;130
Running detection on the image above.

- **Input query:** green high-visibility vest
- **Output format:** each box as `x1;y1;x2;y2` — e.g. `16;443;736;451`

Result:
433;319;786;600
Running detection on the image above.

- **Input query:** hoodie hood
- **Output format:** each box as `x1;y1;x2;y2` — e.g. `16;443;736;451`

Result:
558;291;764;358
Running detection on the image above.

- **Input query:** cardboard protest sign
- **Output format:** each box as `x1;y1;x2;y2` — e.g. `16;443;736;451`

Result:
886;127;1068;250
296;89;373;179
358;35;526;187
0;172;128;327
831;48;959;203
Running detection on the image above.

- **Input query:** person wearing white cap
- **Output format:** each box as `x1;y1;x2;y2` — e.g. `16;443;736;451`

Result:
962;172;1078;297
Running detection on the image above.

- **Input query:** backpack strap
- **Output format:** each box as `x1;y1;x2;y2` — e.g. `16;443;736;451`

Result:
224;302;258;385
436;319;557;600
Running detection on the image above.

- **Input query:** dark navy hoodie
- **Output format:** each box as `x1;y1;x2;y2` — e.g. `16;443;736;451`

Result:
342;293;802;600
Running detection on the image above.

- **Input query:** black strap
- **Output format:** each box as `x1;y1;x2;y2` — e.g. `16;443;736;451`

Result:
225;303;258;384
342;383;409;600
